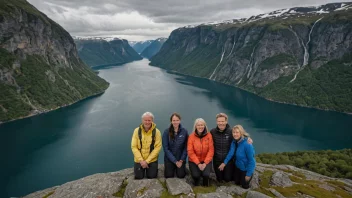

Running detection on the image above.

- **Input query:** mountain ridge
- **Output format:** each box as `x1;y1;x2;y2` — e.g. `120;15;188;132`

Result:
150;2;352;114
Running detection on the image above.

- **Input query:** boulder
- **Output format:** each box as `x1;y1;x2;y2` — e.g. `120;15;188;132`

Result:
270;171;293;187
166;178;193;195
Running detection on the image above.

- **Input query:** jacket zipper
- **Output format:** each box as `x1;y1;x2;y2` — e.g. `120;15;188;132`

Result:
200;136;203;163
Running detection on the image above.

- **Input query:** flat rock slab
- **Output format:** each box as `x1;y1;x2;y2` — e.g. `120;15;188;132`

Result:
270;171;293;187
166;178;193;195
124;179;163;198
318;183;335;191
196;192;232;198
23;186;58;198
39;172;124;198
246;191;271;198
216;185;249;195
268;188;285;198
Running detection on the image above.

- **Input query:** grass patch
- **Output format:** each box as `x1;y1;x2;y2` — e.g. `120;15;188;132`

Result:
327;180;348;189
278;168;307;179
273;182;352;198
42;191;54;198
112;180;128;197
193;185;217;194
259;170;274;188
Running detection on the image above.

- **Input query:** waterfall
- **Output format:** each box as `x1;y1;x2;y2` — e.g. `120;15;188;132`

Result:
209;47;226;80
226;39;236;58
289;17;323;83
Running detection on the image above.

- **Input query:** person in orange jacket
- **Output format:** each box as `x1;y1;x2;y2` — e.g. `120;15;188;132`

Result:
187;118;214;186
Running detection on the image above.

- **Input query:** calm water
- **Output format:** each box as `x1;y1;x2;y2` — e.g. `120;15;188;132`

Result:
1;59;351;197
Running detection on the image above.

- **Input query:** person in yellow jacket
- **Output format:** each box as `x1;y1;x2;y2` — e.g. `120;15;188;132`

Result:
131;112;162;179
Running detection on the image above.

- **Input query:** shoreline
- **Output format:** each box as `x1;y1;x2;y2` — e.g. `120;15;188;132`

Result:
149;63;352;116
0;90;107;125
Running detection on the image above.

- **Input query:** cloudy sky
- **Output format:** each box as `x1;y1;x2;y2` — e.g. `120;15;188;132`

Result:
28;0;344;41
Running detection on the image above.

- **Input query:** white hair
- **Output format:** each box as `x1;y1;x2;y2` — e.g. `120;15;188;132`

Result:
141;112;154;120
193;118;207;132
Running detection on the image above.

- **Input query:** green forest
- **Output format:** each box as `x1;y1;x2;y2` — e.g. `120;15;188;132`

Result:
256;149;352;179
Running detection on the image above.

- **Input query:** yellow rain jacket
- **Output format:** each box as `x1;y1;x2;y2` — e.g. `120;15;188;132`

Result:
131;123;162;163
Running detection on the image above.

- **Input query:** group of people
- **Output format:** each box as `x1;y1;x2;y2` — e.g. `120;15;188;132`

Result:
131;112;256;189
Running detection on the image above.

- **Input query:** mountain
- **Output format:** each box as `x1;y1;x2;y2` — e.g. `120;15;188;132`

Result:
130;40;153;53
0;0;109;122
74;37;142;67
140;38;167;59
150;2;352;113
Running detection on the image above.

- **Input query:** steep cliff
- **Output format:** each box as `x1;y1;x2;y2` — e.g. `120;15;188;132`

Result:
150;2;352;113
75;38;142;67
0;0;109;122
141;38;167;59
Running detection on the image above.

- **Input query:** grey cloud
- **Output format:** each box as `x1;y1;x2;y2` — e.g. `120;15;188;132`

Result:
28;0;344;41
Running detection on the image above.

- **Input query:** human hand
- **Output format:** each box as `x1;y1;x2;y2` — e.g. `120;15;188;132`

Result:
247;137;253;144
218;163;226;171
198;163;203;171
201;163;207;171
140;161;149;168
245;176;251;182
176;161;182;168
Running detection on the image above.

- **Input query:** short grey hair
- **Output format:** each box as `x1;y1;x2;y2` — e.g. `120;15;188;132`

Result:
193;118;207;132
141;112;154;120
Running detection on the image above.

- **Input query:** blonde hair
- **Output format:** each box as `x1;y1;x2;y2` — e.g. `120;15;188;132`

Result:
233;125;250;137
216;113;228;121
193;118;208;132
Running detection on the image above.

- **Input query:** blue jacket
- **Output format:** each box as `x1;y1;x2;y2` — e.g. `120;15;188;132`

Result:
224;137;256;176
162;124;189;163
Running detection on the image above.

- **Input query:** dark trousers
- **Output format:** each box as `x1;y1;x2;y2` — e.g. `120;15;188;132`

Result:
134;161;158;179
189;162;211;186
234;165;252;189
213;161;234;182
164;160;186;178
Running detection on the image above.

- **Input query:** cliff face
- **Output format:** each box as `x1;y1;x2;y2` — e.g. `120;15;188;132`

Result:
150;3;352;113
22;163;352;198
0;0;109;122
141;38;167;59
75;38;142;67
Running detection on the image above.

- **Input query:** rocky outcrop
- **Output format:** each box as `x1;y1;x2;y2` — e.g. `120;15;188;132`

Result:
0;0;109;122
22;163;352;198
166;178;193;195
270;171;293;187
74;38;142;67
150;2;352;113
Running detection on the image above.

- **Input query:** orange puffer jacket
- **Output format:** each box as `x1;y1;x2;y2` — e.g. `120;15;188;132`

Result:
187;131;214;165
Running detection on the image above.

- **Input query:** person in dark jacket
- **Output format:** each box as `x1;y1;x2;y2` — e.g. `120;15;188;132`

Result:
210;113;234;182
211;113;253;183
162;113;189;178
220;125;256;189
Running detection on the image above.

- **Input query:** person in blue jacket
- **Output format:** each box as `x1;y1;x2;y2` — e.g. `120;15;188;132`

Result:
219;125;256;189
162;112;189;178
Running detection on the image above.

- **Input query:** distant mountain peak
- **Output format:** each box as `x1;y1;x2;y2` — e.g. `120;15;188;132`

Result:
72;36;123;42
184;2;352;28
